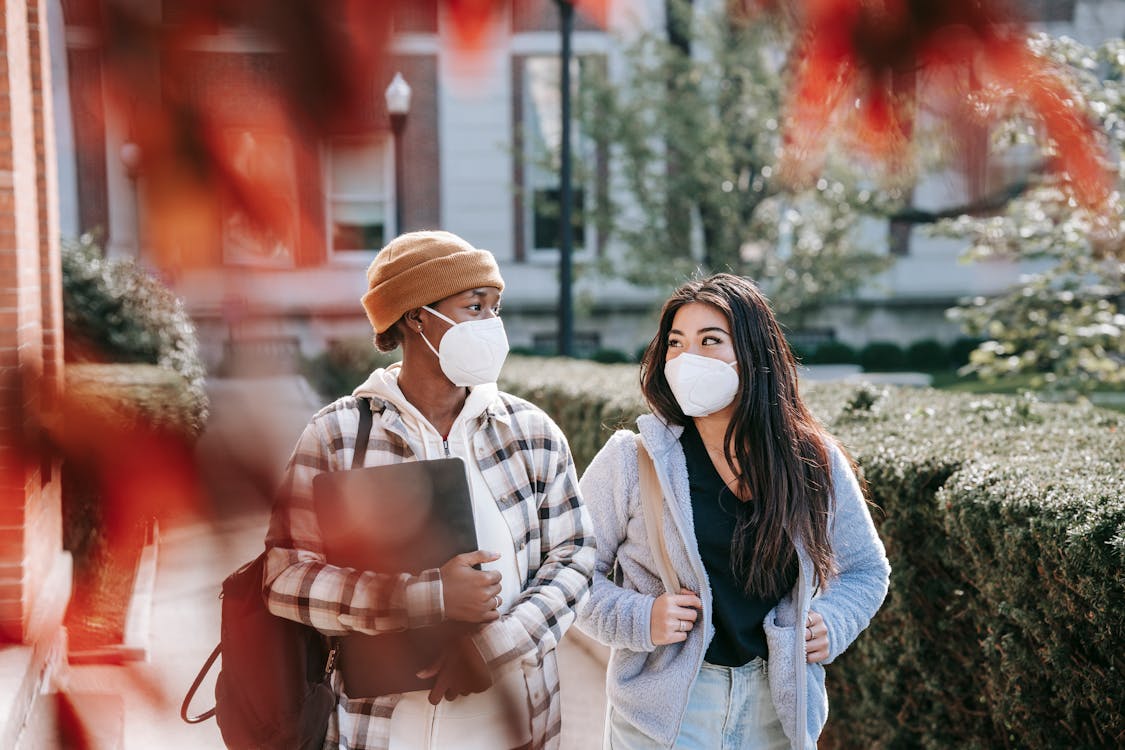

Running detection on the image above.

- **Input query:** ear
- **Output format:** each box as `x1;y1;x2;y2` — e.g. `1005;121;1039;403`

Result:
402;307;425;332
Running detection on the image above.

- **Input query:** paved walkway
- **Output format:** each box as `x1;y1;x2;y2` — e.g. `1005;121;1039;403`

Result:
67;376;607;749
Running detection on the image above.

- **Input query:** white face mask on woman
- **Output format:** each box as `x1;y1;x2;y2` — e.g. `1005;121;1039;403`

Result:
664;352;740;417
419;305;510;387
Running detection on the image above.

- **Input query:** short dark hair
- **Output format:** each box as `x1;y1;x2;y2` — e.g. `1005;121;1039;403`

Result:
374;320;404;352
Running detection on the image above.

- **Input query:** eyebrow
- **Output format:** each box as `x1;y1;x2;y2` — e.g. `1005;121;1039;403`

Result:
669;326;730;336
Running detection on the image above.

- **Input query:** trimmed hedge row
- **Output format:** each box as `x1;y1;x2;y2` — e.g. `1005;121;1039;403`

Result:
498;357;1125;749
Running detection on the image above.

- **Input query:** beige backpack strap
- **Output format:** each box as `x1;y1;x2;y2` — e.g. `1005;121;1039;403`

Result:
634;434;682;594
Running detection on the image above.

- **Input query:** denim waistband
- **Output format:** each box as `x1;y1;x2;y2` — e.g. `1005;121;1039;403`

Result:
701;657;767;675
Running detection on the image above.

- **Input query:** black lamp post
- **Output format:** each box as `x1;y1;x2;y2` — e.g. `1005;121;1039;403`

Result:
555;0;575;357
384;72;412;236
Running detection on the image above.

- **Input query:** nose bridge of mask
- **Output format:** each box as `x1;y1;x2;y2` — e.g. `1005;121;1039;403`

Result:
680;352;736;373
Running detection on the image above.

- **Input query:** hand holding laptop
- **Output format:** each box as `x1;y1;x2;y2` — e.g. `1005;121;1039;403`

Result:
440;550;503;623
416;634;493;705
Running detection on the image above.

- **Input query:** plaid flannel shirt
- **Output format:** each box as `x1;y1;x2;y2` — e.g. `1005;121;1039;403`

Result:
264;391;596;750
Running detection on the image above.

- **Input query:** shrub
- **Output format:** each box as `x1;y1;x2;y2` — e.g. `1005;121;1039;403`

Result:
906;338;950;370
807;340;859;365
301;337;401;401
590;348;633;364
498;357;1125;748
61;234;208;435
858;340;907;371
949;336;985;368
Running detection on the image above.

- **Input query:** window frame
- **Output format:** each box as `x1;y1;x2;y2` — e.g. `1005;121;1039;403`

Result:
514;51;605;264
322;135;395;264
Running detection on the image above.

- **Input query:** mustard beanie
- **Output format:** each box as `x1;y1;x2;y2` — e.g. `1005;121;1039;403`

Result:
361;230;505;334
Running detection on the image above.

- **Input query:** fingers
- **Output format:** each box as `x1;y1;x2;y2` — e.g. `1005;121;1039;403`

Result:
669;605;698;623
673;590;703;609
457;550;501;568
805;610;829;663
415;653;443;680
427;657;450;705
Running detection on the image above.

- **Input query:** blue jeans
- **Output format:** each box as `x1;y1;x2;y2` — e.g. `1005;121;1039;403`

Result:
606;659;789;750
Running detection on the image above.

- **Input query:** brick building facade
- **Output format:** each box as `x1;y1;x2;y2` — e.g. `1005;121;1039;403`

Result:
0;0;71;745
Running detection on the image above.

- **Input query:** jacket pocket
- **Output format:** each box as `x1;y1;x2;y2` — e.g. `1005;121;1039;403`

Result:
763;613;830;748
762;615;798;740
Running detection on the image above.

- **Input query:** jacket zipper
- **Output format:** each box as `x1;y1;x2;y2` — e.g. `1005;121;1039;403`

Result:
640;432;711;746
794;558;808;750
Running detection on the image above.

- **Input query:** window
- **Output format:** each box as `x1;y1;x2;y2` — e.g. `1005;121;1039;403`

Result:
519;55;600;256
326;137;392;257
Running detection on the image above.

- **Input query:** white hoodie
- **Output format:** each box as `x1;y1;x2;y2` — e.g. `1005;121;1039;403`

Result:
352;365;530;750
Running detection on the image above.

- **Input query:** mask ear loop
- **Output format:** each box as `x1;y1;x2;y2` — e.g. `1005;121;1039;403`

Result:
411;308;445;359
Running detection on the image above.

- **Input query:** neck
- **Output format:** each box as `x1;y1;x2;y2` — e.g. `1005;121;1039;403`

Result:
398;348;467;436
692;407;734;451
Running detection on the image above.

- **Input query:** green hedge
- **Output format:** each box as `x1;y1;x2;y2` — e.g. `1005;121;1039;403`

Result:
300;338;402;401
61;234;208;435
498;357;1125;749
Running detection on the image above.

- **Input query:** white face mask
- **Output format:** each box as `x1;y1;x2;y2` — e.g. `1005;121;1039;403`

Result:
419;306;510;387
664;353;740;417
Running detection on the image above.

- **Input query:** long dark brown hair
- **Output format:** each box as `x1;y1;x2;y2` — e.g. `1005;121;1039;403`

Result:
640;273;842;598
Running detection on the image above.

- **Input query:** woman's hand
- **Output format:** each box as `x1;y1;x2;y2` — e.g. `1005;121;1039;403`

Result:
439;550;503;623
650;588;702;646
805;609;829;663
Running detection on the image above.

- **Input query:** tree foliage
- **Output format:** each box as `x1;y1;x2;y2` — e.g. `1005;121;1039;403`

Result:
582;2;897;321
940;35;1125;393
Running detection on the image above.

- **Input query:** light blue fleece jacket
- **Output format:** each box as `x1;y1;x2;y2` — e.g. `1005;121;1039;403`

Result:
577;415;890;749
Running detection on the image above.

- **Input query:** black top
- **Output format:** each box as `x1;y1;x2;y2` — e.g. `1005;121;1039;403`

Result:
681;420;784;667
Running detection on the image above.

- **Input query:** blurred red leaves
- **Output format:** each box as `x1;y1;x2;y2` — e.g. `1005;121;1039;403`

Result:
769;0;1113;209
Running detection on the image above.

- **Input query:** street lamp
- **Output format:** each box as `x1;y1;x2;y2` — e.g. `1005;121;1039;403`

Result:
384;72;412;236
555;0;575;357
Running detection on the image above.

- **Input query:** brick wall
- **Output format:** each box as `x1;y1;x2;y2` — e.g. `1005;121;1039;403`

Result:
0;0;64;644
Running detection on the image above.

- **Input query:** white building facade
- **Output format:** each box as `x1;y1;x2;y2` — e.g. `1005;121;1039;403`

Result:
51;0;1125;368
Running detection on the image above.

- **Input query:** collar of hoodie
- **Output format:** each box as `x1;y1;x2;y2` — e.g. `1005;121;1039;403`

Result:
353;363;501;459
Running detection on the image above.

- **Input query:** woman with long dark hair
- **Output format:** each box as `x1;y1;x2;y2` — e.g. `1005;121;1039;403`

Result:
578;273;889;749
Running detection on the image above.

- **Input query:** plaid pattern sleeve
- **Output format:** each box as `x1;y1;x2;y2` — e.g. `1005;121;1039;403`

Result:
262;403;444;636
470;396;597;676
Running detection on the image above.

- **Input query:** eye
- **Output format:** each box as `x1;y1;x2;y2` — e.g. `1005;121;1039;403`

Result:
492;304;502;315
667;338;683;348
702;335;722;345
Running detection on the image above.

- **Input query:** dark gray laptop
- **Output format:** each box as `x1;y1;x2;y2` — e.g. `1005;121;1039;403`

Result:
313;457;478;697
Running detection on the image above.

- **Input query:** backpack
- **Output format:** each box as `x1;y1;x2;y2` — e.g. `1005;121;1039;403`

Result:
180;398;373;749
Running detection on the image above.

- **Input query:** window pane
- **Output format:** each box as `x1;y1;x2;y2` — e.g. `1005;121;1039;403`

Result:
521;54;595;253
329;138;389;253
533;187;585;250
331;140;388;197
332;199;384;252
333;223;384;252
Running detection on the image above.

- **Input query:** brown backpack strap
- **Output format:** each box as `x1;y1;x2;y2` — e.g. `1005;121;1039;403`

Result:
634;434;682;594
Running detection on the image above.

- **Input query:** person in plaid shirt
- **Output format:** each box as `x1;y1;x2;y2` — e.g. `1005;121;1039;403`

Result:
264;230;596;750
